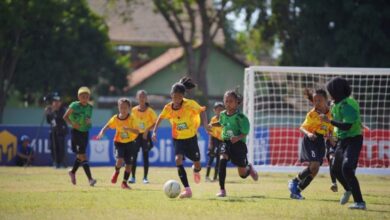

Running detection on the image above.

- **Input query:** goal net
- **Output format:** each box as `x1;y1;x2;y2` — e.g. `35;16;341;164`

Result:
243;66;390;168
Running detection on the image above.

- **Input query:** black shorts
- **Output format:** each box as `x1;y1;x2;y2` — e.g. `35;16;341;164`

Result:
221;140;248;167
135;133;153;152
209;137;223;157
114;141;136;165
300;135;326;165
173;135;200;162
71;129;89;154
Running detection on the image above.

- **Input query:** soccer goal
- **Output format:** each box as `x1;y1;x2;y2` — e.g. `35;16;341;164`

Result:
243;66;390;172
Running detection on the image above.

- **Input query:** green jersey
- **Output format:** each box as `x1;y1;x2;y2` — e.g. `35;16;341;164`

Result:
219;110;250;142
331;97;361;139
69;101;93;132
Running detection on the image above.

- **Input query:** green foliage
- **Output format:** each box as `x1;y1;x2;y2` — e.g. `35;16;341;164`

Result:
1;0;128;104
233;0;390;67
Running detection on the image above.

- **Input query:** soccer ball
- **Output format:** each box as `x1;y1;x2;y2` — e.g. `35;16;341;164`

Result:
163;180;181;198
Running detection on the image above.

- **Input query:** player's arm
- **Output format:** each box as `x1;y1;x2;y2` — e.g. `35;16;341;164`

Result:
200;111;212;131
63;108;79;129
151;115;164;142
320;114;352;131
300;126;317;140
16;151;29;159
96;123;110;139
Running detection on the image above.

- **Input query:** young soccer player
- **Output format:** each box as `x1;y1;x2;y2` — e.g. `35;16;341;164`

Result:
129;90;157;184
15;135;34;166
213;90;258;197
205;102;225;182
152;82;210;199
63;87;96;186
321;77;366;210
97;98;139;189
288;89;333;200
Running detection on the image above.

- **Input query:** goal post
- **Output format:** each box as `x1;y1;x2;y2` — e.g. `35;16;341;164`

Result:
243;66;390;170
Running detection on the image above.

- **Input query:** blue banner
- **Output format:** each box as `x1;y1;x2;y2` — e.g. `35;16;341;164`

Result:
0;126;211;167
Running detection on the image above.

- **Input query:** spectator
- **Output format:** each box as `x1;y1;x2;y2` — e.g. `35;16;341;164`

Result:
15;135;34;166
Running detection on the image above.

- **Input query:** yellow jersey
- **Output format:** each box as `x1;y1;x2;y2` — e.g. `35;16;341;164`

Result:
107;114;138;143
131;105;157;133
301;108;333;136
208;115;223;140
160;98;205;139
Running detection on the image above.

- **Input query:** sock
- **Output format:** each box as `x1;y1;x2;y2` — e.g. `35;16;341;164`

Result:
115;166;120;173
123;171;130;183
298;175;313;192
206;166;211;177
81;160;92;180
177;165;189;187
143;151;149;179
294;167;311;182
219;159;227;190
214;157;220;180
71;158;81;173
131;163;136;179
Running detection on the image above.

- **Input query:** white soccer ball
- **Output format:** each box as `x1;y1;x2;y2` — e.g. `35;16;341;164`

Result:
163;180;181;198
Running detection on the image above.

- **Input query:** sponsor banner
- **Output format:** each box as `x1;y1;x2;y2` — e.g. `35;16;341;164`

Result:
266;128;390;167
0;126;210;167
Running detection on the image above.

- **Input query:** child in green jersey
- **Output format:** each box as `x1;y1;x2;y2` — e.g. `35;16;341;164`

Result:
211;90;258;197
321;77;366;210
63;87;96;186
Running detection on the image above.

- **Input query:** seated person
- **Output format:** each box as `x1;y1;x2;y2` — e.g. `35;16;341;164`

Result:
15;135;34;166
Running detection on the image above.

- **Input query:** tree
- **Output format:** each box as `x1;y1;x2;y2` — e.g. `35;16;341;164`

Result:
0;0;127;122
236;0;390;67
152;0;231;103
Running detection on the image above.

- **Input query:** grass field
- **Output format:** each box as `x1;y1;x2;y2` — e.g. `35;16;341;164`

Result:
0;167;389;220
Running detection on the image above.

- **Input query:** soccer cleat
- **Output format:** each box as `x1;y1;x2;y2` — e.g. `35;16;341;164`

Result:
89;178;97;187
128;177;136;184
143;178;149;184
248;164;259;181
216;189;226;197
121;182;131;190
349;202;366;210
288;179;298;194
179;189;192;199
111;171;119;184
205;176;212;182
290;192;305;200
68;170;76;185
330;183;338;192
340;191;352;205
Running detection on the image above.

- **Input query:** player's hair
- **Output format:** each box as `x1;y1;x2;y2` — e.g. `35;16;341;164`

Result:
224;89;243;105
171;83;186;94
136;90;150;107
304;88;328;103
179;76;196;90
118;97;131;107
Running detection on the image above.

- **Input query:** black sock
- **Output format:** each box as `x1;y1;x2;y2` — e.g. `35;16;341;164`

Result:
81;161;92;180
298;175;313;192
219;159;227;190
177;165;189;187
214;157;220;180
206;166;211;177
329;158;337;184
123;171;130;182
294;167;311;182
71;159;81;173
143;151;149;179
131;163;136;179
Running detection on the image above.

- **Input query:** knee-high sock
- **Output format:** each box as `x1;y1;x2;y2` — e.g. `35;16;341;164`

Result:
123;171;130;182
143;150;149;179
206;156;215;177
342;164;363;203
81;160;92;180
131;152;138;179
71;158;81;173
298;175;313;192
218;159;228;190
213;156;220;180
294;167;311;182
177;165;189;187
329;157;337;184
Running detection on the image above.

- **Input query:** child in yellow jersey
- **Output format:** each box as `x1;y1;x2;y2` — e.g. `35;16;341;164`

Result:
97;98;139;190
129;90;157;184
205;102;224;182
289;89;334;200
152;82;210;199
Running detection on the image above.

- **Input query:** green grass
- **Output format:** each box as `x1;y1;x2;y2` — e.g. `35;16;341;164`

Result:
0;167;389;220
